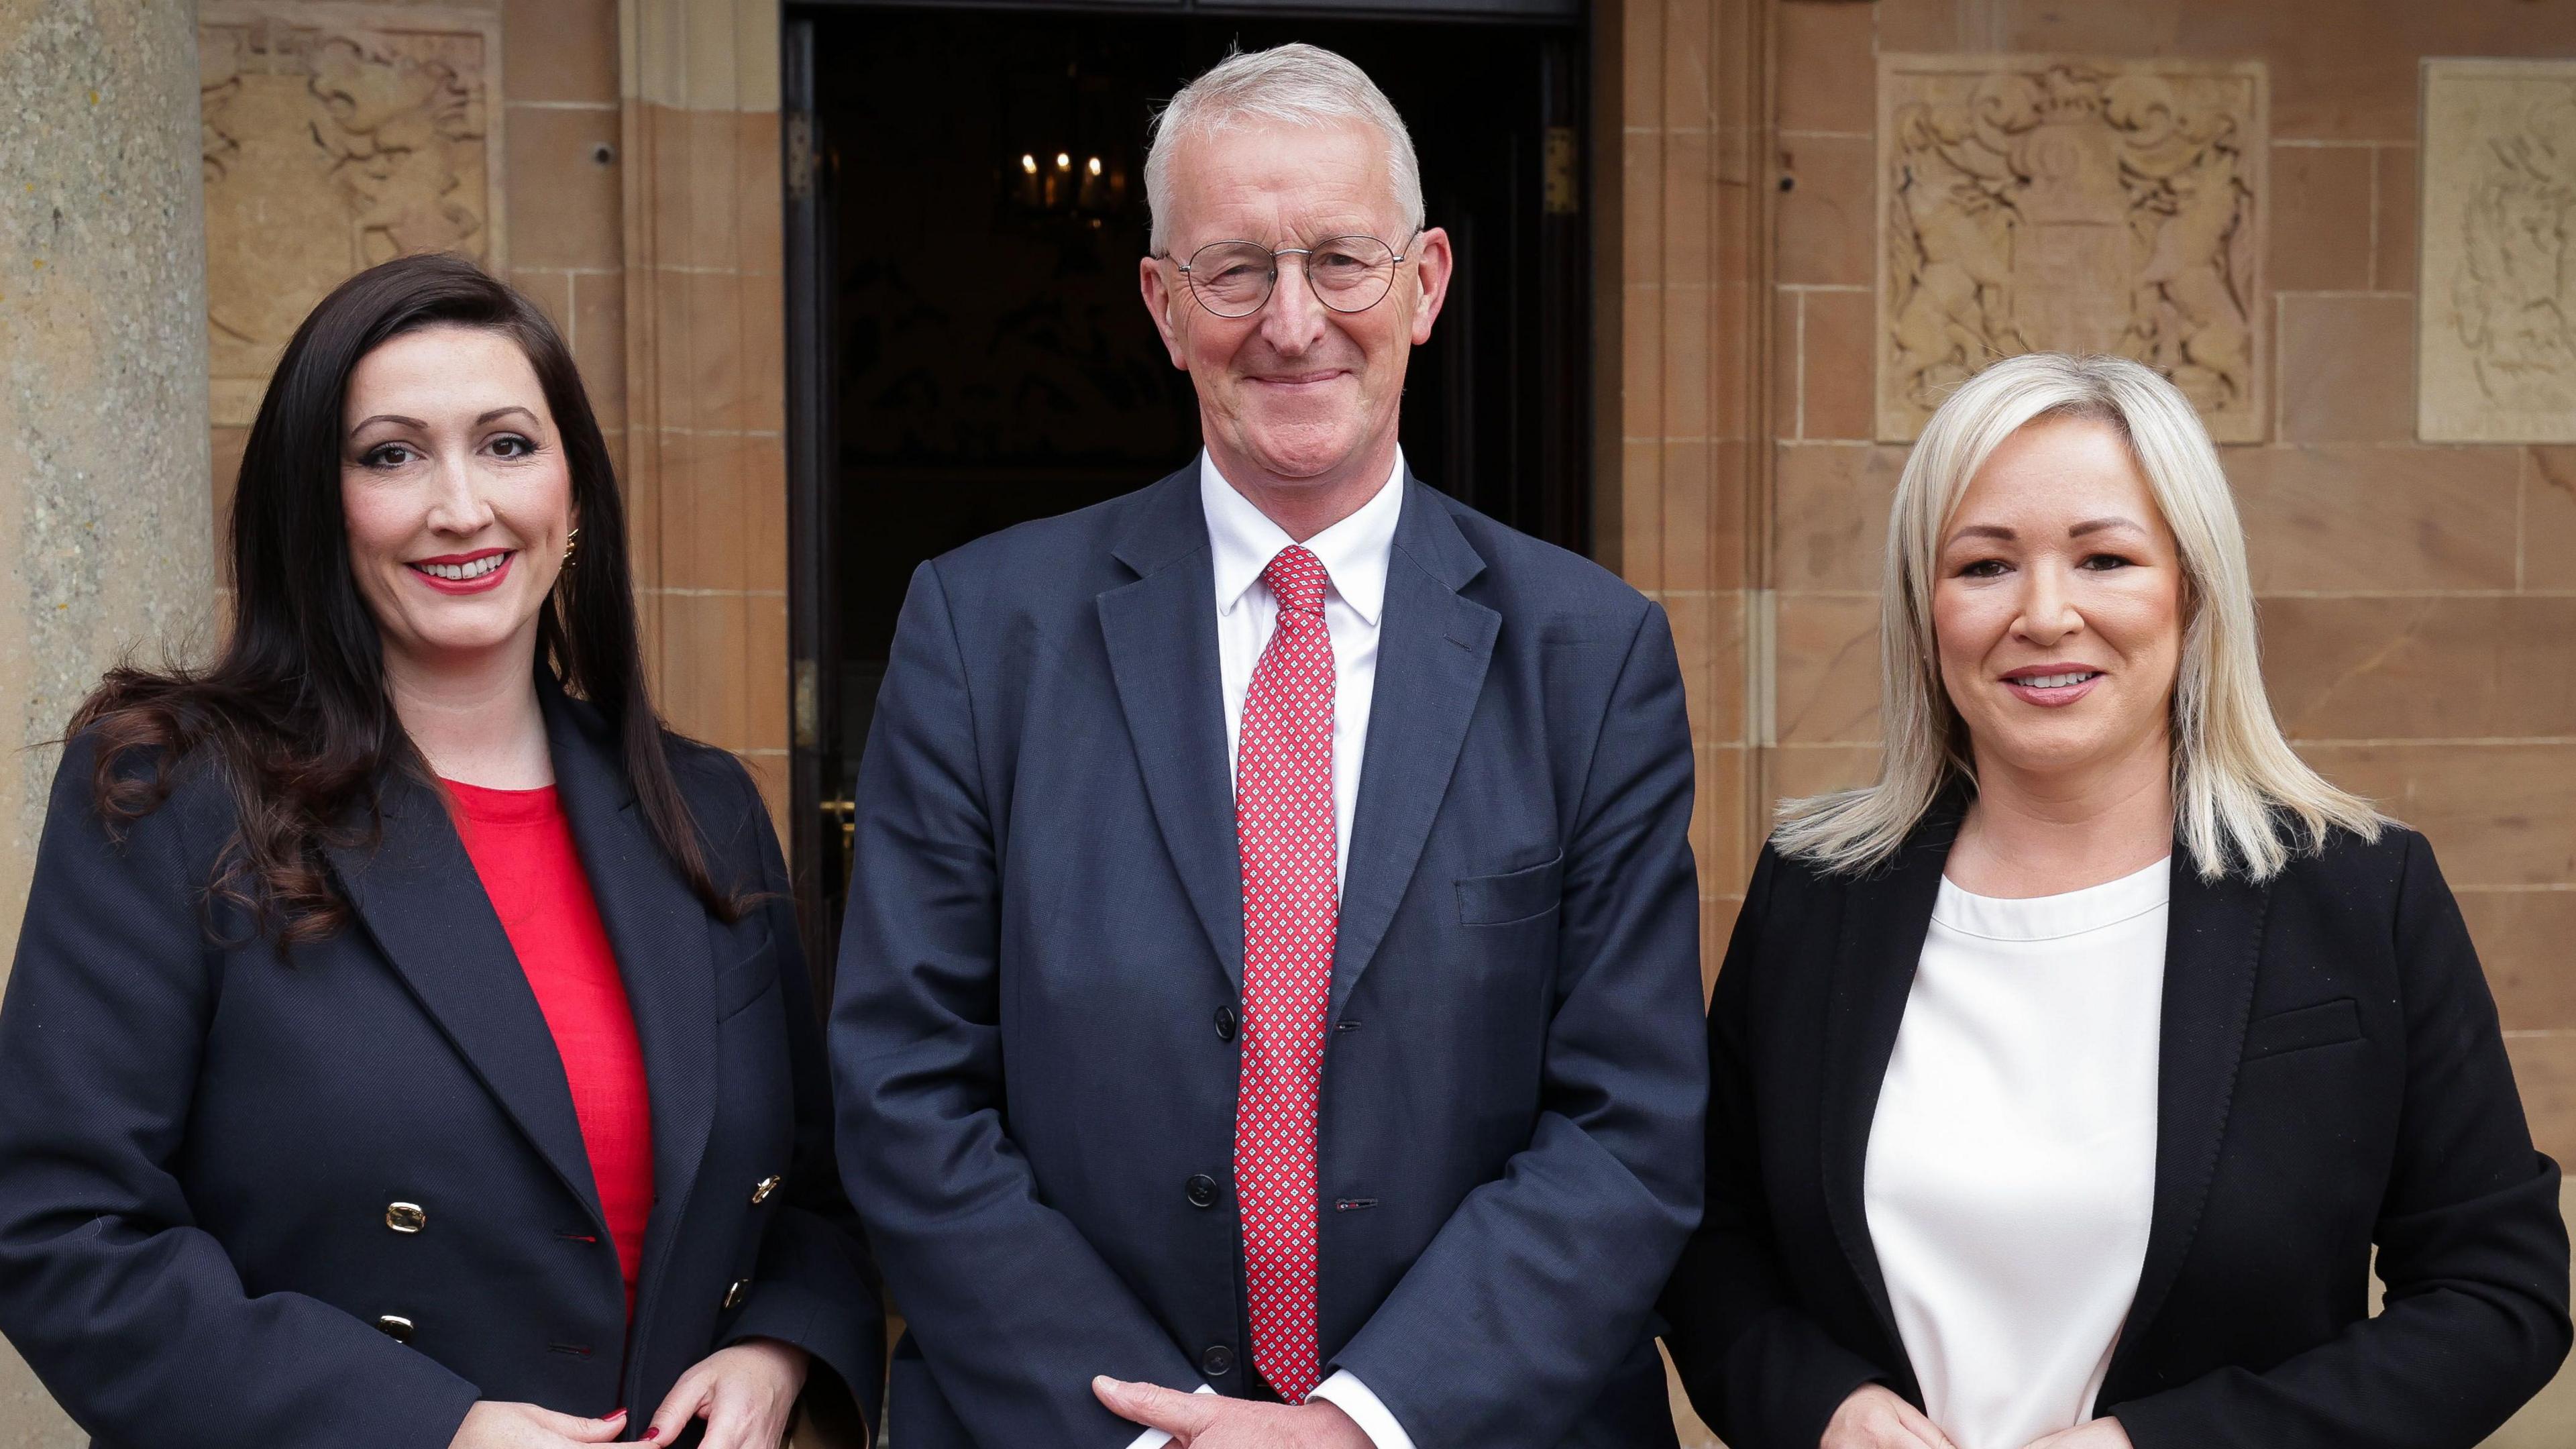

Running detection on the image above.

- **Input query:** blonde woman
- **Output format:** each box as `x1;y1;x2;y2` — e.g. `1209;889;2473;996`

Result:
1661;354;2569;1449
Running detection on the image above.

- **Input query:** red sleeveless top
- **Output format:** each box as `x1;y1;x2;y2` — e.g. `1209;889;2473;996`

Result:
446;779;655;1320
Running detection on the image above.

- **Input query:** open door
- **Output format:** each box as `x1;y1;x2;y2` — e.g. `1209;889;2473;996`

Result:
781;1;1593;961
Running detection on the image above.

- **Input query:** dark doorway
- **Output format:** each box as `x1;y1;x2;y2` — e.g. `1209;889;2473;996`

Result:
782;1;1593;965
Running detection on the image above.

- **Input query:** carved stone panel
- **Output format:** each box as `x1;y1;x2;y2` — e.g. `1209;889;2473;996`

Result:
200;3;504;427
2419;59;2576;443
1878;56;2269;443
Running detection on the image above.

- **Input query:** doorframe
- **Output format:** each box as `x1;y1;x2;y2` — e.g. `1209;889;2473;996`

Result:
773;0;1607;952
781;13;843;982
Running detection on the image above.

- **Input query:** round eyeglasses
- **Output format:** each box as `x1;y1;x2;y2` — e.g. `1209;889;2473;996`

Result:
1158;230;1420;319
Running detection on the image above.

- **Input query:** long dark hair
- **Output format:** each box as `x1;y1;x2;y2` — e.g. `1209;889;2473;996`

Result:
74;252;743;944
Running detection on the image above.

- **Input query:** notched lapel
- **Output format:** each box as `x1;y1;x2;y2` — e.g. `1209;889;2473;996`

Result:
2107;855;2270;1389
1099;473;1246;986
326;774;606;1233
1329;494;1497;1022
1817;807;1959;1392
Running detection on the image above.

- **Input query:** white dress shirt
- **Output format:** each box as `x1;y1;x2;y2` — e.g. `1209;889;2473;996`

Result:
1205;447;1403;891
1123;449;1415;1449
1862;857;2169;1449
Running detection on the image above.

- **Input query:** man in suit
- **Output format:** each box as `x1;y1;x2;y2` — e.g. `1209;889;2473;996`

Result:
832;42;1707;1449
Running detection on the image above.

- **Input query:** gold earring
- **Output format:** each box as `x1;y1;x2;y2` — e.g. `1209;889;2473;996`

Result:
561;527;580;568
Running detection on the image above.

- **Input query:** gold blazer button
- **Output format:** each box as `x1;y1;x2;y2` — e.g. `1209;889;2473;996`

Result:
750;1175;782;1205
385;1202;427;1234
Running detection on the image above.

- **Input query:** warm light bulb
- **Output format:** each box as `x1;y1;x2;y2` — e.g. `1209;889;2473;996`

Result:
1056;152;1072;170
1086;156;1103;176
1021;154;1038;174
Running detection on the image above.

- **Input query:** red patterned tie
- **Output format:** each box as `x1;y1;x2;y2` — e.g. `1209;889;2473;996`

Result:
1233;543;1337;1403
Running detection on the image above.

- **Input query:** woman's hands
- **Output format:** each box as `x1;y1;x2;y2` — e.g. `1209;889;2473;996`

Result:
1821;1385;1960;1449
642;1338;809;1448
449;1402;629;1447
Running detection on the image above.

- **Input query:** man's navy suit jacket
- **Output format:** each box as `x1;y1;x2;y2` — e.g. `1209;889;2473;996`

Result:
833;466;1708;1448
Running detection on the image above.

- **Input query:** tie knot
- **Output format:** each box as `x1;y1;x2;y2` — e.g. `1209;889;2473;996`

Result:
1262;545;1329;616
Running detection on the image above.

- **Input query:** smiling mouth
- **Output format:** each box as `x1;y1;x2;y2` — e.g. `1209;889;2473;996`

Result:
408;551;513;582
2008;669;2102;689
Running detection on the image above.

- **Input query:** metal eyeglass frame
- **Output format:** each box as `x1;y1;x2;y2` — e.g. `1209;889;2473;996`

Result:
1156;227;1426;318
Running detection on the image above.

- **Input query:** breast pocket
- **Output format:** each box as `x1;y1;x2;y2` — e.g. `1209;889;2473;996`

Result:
2243;997;2364;1061
1456;853;1566;927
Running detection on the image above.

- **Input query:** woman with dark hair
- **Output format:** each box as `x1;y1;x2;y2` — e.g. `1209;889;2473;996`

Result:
0;254;881;1449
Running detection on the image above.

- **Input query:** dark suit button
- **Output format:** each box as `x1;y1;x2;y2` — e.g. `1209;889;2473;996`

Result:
723;1279;751;1310
1185;1174;1218;1208
1214;1006;1238;1041
374;1314;415;1342
384;1201;426;1234
1201;1344;1235;1377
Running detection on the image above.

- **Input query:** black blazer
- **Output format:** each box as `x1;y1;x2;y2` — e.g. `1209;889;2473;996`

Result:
0;679;882;1449
1664;804;2571;1449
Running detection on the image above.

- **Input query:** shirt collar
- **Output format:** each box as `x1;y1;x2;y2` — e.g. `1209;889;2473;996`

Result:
1201;447;1403;629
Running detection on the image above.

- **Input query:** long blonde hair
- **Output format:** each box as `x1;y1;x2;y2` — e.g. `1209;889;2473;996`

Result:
1773;353;2381;881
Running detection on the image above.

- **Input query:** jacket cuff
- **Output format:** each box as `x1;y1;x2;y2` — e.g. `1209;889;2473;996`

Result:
1708;1310;1890;1449
722;1218;885;1436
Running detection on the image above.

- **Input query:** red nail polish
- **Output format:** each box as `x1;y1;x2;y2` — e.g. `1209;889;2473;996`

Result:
608;1408;628;1419
643;1430;661;1442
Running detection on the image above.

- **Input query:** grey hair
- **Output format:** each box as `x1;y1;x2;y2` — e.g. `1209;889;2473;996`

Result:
1772;353;2383;882
1144;43;1426;253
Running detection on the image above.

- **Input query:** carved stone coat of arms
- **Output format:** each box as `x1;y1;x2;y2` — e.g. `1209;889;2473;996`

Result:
200;3;504;429
1876;56;2269;442
2420;58;2576;443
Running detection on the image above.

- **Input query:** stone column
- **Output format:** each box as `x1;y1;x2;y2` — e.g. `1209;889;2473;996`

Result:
620;0;793;837
0;1;212;1441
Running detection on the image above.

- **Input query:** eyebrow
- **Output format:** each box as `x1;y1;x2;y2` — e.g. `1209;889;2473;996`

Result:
347;406;539;437
2068;516;2145;538
1945;516;2147;545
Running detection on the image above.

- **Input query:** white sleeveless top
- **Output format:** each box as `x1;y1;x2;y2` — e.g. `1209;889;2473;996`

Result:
1862;857;2169;1449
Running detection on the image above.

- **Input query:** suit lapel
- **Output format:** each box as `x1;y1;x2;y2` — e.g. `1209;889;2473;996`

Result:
539;680;720;1330
2106;853;2270;1389
1329;480;1497;1023
327;769;606;1234
1099;470;1246;987
1817;802;1960;1393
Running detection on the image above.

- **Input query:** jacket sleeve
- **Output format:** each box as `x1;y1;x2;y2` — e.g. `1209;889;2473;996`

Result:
714;763;888;1438
1660;843;1889;1449
831;562;1203;1446
2110;831;2573;1449
1322;601;1710;1449
0;737;482;1449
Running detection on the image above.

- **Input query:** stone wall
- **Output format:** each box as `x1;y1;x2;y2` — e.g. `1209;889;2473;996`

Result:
619;0;793;838
0;1;214;1440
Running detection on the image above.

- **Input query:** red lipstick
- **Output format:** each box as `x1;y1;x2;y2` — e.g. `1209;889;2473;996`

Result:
406;547;515;596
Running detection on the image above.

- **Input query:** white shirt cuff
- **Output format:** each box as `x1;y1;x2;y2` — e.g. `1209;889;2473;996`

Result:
1310;1370;1415;1449
1123;1385;1219;1449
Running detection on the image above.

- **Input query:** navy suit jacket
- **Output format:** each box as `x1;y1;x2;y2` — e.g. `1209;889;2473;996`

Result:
833;466;1708;1449
0;678;882;1448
